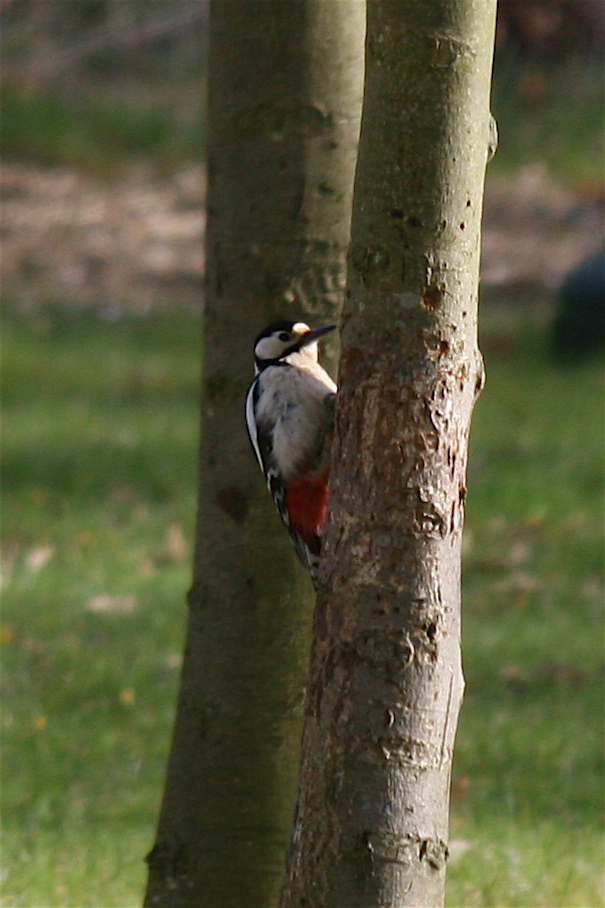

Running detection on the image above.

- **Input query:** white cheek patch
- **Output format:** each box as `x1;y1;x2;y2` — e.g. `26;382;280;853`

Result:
254;336;279;362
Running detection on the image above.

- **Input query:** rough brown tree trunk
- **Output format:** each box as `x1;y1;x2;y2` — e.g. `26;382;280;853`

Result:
144;3;364;907
281;2;497;906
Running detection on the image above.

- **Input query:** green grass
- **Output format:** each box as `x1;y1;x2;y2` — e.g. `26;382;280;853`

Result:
1;56;603;185
447;325;605;907
0;77;205;175
1;305;201;907
489;57;604;187
1;304;603;906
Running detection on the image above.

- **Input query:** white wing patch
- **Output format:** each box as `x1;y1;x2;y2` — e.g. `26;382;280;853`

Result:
245;379;264;473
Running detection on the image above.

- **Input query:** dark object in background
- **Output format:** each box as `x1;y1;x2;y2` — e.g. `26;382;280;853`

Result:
496;0;605;59
551;250;605;361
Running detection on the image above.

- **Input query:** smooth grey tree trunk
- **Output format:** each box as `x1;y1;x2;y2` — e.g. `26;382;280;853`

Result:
144;3;364;907
281;2;497;906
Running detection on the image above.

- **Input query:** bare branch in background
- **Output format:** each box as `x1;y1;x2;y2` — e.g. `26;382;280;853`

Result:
3;0;208;85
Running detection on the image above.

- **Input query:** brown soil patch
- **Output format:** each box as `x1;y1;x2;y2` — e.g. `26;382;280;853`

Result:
1;161;602;313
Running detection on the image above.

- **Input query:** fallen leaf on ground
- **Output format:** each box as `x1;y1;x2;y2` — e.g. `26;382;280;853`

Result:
166;523;188;562
86;594;137;614
26;544;55;573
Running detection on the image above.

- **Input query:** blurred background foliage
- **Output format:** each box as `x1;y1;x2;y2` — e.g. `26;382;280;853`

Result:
1;1;603;906
1;0;207;172
0;0;603;179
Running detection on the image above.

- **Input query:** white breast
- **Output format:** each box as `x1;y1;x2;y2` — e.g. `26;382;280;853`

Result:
251;352;336;483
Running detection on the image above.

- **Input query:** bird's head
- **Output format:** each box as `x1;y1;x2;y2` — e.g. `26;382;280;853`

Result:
253;320;336;371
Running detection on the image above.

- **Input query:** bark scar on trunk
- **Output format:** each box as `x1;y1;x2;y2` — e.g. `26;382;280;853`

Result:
364;832;449;872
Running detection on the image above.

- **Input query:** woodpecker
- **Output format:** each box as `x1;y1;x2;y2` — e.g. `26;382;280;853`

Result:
246;320;337;586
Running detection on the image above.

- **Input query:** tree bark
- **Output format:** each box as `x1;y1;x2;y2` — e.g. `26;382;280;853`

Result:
144;3;364;907
281;2;497;906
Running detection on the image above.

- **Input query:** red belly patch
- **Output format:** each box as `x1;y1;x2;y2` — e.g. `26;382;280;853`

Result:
285;470;329;545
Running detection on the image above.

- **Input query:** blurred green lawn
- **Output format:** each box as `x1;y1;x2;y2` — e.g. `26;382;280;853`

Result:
1;307;199;906
1;58;602;183
1;303;602;907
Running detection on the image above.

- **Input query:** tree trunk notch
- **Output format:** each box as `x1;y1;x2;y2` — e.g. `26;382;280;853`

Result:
281;2;496;907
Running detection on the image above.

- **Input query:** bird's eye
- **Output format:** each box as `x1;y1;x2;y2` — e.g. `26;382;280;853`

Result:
278;332;290;342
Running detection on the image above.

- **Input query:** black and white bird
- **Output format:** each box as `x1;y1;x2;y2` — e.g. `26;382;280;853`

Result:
245;320;337;586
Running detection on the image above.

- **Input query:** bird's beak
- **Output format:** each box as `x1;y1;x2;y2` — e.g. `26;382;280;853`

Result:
298;324;337;348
